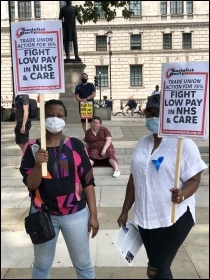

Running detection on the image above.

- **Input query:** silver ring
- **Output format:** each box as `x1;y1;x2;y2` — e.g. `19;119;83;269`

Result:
177;196;179;200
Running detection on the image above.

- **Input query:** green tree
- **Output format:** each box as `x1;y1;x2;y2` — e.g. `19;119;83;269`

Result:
76;1;134;24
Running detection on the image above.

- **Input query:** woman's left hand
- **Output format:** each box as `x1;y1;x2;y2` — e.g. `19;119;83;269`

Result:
101;149;106;156
88;216;99;238
170;188;185;204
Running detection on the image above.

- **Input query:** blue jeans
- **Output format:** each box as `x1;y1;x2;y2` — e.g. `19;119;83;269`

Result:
30;206;95;279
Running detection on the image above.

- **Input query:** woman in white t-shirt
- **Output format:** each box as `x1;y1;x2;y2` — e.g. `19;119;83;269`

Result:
117;94;207;279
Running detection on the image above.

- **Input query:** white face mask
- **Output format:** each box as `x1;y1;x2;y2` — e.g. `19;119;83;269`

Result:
146;117;159;134
45;117;65;134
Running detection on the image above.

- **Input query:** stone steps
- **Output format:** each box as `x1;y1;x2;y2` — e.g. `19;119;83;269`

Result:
1;152;209;166
1;143;209;156
96;174;209;186
1;165;126;177
1;174;209;188
1;144;209;187
1;164;209;178
1;162;209;176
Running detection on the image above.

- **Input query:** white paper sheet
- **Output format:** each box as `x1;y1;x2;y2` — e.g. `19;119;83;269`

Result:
114;220;143;266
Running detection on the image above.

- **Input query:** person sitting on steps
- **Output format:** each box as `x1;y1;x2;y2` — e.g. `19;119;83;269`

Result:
84;116;120;178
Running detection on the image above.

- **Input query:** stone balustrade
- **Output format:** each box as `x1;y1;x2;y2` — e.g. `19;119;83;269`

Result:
1;99;13;109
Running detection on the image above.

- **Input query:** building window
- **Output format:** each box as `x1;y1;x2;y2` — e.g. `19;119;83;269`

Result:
34;1;41;18
18;1;31;19
96;36;107;51
182;33;192;49
170;1;183;14
94;2;105;17
96;67;108;87
60;1;66;8
160;1;167;15
131;35;141;50
130;65;142;86
187;1;193;14
130;1;141;16
163;34;172;49
10;1;15;19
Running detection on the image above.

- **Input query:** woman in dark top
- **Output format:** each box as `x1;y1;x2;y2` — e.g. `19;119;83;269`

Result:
20;99;99;279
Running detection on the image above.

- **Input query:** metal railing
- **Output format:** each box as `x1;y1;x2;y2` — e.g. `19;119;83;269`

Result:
1;98;148;111
94;98;147;111
1;99;13;108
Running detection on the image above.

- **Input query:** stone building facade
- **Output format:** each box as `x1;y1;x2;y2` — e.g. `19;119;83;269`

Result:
1;1;209;110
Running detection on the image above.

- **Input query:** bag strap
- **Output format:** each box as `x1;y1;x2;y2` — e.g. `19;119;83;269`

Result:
53;134;65;177
48;134;65;211
29;134;65;214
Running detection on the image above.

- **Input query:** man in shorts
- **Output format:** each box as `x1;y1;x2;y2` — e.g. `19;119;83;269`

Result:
123;95;137;116
14;94;31;151
75;73;96;132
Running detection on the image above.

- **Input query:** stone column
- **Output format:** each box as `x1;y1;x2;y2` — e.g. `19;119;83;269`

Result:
59;62;86;123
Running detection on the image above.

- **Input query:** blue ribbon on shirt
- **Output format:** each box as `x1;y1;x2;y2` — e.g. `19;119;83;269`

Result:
151;157;164;171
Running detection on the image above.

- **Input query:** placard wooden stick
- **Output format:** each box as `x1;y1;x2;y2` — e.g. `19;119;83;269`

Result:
171;138;183;223
39;93;47;176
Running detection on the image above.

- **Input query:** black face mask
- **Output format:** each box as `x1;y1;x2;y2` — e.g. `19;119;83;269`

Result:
81;78;87;84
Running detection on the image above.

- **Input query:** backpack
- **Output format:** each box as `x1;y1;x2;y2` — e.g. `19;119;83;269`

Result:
16;95;38;119
129;99;137;108
132;100;137;107
105;100;112;107
9;112;16;121
29;98;38;119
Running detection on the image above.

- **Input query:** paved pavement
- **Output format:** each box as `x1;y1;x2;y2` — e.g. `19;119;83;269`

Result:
1;115;209;279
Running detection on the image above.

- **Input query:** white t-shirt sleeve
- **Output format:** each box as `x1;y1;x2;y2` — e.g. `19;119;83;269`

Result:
180;139;208;182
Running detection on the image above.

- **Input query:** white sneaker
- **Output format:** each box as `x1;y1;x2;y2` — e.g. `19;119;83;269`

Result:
113;170;120;178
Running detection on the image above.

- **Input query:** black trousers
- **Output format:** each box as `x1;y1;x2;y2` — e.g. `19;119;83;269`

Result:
138;207;194;279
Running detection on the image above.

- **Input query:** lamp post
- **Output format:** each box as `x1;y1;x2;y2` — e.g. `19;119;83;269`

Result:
8;1;15;105
106;28;113;110
98;71;102;104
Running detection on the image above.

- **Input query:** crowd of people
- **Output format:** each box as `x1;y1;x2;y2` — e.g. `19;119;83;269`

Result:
16;81;207;279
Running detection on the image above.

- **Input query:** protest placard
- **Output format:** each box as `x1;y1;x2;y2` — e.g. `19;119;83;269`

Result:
80;102;93;119
11;20;64;94
159;61;209;222
11;20;65;175
159;61;209;138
